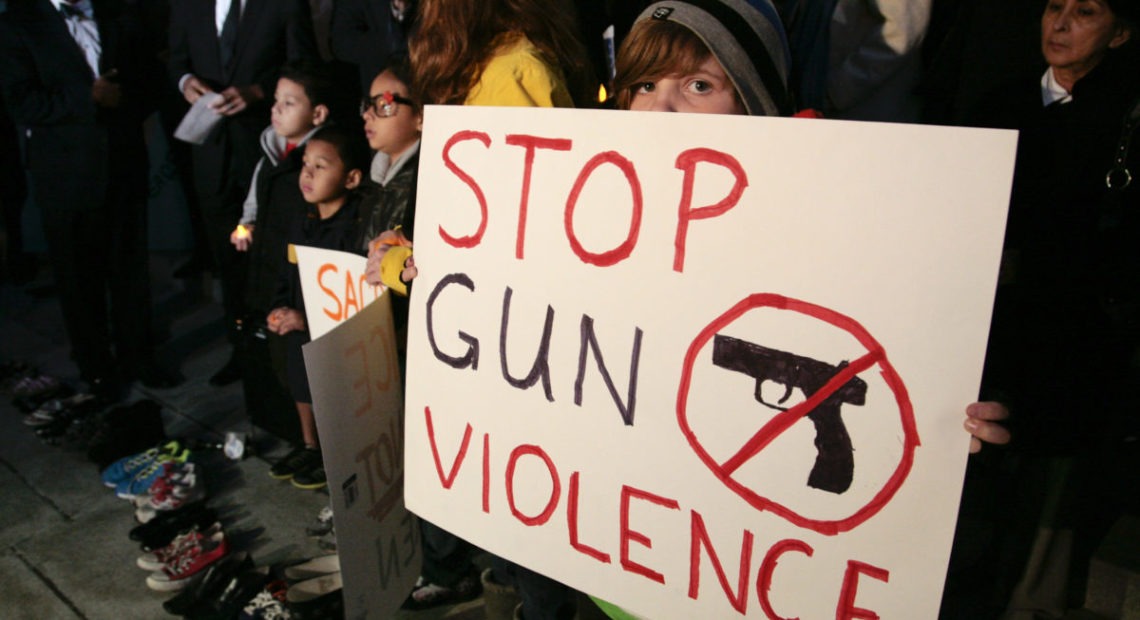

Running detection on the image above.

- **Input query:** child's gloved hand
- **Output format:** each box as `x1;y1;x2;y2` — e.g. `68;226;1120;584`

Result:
366;228;416;294
230;224;254;251
267;307;305;335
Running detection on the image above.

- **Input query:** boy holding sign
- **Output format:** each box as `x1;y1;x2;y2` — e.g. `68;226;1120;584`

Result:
612;0;1010;453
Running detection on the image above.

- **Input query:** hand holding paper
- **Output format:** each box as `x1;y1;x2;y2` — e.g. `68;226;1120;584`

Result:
174;91;224;145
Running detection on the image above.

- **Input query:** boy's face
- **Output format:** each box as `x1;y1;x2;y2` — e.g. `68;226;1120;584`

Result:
361;70;422;159
299;140;357;206
272;77;319;142
628;56;745;115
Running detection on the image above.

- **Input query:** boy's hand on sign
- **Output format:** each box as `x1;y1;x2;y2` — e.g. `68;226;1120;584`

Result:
230;224;254;251
964;401;1011;453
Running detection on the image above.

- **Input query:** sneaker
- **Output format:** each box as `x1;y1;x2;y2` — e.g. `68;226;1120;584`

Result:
129;502;216;550
101;440;184;488
240;579;291;620
146;530;229;591
282;554;340;582
116;460;173;499
163;550;255;617
136;522;222;571
400;572;482;611
304;505;334;538
12;379;74;414
134;465;205;523
290;456;326;490
269;446;318;480
286;572;343;618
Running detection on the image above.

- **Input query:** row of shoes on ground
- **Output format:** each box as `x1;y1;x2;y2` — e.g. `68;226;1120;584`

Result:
269;445;326;490
161;551;343;619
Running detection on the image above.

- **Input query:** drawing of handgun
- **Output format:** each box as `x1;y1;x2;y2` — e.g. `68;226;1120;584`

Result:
712;334;866;494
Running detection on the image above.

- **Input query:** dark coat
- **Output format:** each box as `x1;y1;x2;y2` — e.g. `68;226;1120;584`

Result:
0;0;157;212
975;51;1140;453
356;149;418;252
167;0;318;195
328;0;407;91
245;139;309;318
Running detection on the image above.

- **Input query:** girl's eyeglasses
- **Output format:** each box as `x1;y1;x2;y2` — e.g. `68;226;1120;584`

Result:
360;91;416;118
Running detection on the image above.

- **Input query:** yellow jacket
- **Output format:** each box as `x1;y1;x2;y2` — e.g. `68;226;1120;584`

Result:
465;35;574;108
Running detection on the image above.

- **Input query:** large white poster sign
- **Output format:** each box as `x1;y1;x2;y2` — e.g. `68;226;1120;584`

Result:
295;245;383;341
404;106;1016;618
303;283;420;619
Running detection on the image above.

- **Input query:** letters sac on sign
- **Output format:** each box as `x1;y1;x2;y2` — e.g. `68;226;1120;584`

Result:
403;106;1016;619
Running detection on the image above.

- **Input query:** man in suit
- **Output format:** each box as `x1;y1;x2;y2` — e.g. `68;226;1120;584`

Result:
329;0;409;94
168;0;317;385
0;0;176;397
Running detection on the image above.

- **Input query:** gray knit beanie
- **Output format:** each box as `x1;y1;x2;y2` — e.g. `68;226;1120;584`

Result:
635;0;792;117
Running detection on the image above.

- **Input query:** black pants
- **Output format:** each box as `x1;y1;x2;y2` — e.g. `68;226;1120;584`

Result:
41;180;152;381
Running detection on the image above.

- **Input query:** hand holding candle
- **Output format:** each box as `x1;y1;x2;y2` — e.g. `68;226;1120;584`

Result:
230;224;254;251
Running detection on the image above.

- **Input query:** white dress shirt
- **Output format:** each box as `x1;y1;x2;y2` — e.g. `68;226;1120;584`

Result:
51;0;101;77
1041;67;1073;107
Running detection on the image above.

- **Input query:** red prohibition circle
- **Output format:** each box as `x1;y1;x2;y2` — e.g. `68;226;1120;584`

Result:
676;293;919;536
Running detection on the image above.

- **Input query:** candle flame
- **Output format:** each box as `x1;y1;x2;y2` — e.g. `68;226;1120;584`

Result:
598;84;608;103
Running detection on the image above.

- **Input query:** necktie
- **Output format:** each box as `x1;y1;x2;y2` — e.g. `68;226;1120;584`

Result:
218;0;240;71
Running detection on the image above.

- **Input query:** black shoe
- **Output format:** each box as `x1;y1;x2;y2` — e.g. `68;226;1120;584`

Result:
291;458;327;490
187;569;270;620
209;354;242;387
269;445;320;480
163;550;256;617
130;502;216;550
135;363;183;389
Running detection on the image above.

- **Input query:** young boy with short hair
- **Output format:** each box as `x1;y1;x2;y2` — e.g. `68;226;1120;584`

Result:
265;124;372;488
231;60;335;328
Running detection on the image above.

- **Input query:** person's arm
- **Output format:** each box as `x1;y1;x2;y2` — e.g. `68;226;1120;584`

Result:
826;0;932;113
0;23;79;125
166;2;211;104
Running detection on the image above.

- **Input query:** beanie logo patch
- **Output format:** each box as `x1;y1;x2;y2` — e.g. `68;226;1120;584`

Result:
651;7;673;19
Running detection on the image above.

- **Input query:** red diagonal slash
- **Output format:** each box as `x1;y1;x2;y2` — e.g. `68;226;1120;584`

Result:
720;349;883;476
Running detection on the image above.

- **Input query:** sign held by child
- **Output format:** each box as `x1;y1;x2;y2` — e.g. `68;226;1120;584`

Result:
403;105;1017;618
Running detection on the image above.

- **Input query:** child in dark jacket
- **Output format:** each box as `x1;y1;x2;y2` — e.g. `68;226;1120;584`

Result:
265;124;372;489
231;61;335;323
